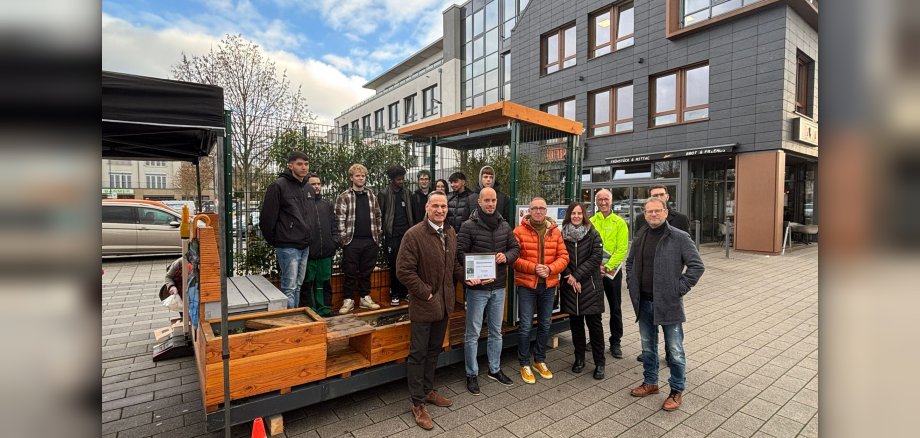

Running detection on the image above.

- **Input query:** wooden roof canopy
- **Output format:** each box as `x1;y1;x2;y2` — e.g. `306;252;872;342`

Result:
398;101;583;150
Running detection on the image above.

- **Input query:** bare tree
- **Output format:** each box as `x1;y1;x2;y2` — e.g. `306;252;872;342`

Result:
171;34;314;208
174;158;215;199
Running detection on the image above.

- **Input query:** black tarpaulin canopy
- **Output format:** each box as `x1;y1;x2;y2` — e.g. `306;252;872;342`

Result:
103;71;225;161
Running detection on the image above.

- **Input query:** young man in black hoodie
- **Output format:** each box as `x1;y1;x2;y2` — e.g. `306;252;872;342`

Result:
410;169;431;225
475;165;511;220
260;151;316;309
378;165;414;306
299;173;339;316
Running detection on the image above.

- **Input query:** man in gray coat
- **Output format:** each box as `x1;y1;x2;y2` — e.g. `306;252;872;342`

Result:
626;197;704;412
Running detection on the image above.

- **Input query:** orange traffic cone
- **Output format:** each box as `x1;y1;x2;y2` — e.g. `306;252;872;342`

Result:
251;417;267;438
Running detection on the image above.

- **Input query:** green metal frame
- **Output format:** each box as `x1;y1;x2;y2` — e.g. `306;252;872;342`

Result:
223;110;234;277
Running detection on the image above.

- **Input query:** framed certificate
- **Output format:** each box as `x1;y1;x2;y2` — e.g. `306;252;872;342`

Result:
464;253;497;281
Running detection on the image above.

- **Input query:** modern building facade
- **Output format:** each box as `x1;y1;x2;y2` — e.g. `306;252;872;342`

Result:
101;159;215;202
336;0;818;253
507;0;817;252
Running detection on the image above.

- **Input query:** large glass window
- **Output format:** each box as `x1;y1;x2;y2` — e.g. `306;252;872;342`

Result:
350;120;359;139
542;22;576;75
374;109;384;132
682;0;763;27
501;52;511;100
590;2;634;58
362;115;371;136
542;97;576;120
404;94;417;123
651;64;709;127
590;83;633;136
423;85;439;117
110;173;132;188
388;102;399;129
145;174;167;189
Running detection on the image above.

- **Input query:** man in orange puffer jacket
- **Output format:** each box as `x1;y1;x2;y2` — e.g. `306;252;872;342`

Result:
512;197;569;384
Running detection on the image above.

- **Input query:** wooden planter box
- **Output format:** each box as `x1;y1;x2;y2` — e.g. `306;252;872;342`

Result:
197;307;327;411
351;307;449;366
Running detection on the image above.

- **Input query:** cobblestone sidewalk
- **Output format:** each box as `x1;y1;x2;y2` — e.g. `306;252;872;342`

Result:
102;244;818;437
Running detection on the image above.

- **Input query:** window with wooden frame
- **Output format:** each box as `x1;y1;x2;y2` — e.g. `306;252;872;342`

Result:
590;82;633;136
541;97;576;120
541;22;576;75
590;2;634;58
388;102;400;129
795;51;814;117
651;63;709;127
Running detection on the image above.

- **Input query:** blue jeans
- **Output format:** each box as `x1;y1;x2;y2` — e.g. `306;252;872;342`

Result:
276;247;309;308
517;284;555;366
465;288;505;376
638;299;686;392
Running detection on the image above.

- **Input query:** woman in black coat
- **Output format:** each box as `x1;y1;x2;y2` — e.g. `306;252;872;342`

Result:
560;201;606;380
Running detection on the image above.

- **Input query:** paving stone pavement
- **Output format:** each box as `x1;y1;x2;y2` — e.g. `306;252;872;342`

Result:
101;244;818;437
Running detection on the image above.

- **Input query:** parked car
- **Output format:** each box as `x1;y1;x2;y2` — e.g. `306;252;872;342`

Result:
160;200;197;215
102;199;183;257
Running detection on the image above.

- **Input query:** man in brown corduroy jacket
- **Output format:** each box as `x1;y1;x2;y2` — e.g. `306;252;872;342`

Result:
396;191;464;430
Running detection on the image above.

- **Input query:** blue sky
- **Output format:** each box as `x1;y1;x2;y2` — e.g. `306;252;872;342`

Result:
102;0;457;124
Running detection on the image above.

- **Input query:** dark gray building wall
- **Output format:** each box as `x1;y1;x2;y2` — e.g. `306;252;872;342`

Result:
509;0;815;168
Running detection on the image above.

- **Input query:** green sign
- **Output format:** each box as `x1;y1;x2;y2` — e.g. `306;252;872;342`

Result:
102;188;134;194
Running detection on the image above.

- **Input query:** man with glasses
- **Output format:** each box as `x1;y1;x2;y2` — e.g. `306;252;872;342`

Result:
635;185;690;234
626;197;704;412
633;185;690;362
513;197;569;383
590;189;629;359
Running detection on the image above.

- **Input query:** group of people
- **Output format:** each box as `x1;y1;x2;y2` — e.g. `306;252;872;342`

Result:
258;151;705;431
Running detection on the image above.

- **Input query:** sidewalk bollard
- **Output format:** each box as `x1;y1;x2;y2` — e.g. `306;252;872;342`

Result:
724;220;731;258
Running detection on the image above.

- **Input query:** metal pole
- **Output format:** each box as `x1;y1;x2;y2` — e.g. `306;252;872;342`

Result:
693;220;701;250
195;159;202;212
220;110;233;438
428;137;436;182
507;120;520;323
224;111;234;277
564;135;575;204
724;219;731;258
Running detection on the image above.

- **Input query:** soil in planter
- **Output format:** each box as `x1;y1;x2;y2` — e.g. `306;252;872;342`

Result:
368;312;409;327
211;312;314;336
212;326;250;337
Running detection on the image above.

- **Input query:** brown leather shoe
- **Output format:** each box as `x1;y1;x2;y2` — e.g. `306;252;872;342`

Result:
411;403;433;430
630;383;660;397
424;390;453;407
662;391;683;411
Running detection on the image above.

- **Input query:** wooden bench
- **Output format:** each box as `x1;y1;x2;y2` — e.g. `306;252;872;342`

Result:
202;275;288;319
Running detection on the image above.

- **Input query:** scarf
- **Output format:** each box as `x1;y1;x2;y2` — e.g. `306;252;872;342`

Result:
478;206;501;230
561;223;588;243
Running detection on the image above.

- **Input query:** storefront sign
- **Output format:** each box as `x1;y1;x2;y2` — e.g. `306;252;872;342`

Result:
606;144;736;164
792;117;818;146
103;188;134;195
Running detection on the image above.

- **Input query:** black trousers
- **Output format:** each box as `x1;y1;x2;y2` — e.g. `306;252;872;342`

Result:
603;271;624;347
407;317;448;405
569;314;606;366
343;237;377;301
386;235;408;300
299;279;333;312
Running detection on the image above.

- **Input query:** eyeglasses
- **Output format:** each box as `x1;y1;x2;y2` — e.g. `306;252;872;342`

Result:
529;206;547;211
644;209;665;215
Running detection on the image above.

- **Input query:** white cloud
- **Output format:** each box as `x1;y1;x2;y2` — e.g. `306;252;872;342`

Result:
102;13;373;125
321;53;381;77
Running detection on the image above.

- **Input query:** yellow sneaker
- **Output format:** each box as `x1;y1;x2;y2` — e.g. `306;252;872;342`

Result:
533;362;553;380
520;366;536;384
